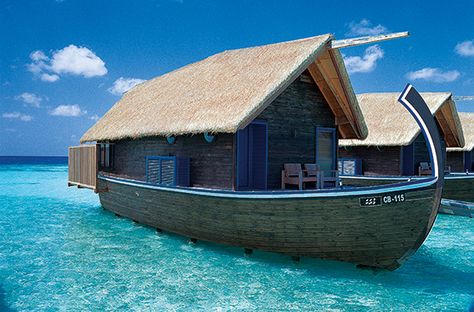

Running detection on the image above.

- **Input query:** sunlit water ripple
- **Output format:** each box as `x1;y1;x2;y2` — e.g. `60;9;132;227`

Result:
0;163;473;311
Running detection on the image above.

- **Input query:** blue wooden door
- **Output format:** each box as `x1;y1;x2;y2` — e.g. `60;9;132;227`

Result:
236;126;250;189
401;143;415;175
236;121;267;190
464;151;472;172
315;127;336;171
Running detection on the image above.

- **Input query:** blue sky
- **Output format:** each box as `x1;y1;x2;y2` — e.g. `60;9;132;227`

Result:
1;0;473;156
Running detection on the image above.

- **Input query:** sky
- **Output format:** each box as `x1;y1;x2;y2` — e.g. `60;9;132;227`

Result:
1;0;473;156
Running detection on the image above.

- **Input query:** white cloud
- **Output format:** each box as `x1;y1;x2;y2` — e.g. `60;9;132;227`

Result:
406;68;460;83
41;73;60;82
50;45;107;77
343;45;384;74
347;19;388;36
27;50;48;75
455;40;474;57
30;50;48;62
2;112;33;122
108;77;145;95
89;114;100;121
15;92;42;108
27;45;107;82
49;104;85;117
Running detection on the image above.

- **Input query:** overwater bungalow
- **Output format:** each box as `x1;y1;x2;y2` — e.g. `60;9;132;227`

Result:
339;92;464;178
447;113;474;172
338;93;474;212
442;112;474;204
68;33;445;270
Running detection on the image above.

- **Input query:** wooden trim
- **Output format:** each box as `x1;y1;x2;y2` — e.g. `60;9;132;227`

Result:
307;58;355;139
99;174;438;198
327;50;362;137
434;101;462;148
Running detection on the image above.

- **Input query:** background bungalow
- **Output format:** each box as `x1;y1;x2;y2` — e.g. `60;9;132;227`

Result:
446;112;474;172
77;34;368;191
338;92;464;177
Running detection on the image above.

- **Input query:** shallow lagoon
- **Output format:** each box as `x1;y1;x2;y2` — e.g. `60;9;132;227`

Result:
0;162;473;311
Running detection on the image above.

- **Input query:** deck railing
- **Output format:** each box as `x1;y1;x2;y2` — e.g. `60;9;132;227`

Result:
68;145;98;191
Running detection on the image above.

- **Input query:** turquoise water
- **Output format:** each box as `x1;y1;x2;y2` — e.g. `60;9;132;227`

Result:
0;162;473;311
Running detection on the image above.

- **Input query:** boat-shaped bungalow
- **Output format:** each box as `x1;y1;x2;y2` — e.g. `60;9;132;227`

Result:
444;112;474;204
68;34;443;270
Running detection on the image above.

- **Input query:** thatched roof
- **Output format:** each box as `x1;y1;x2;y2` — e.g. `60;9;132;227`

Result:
340;92;465;148
81;34;368;143
447;112;474;152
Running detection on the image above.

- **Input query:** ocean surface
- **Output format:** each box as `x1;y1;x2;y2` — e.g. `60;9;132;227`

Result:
0;157;473;311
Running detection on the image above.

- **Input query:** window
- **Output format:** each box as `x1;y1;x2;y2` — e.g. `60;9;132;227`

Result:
98;143;114;170
146;156;190;187
338;158;362;176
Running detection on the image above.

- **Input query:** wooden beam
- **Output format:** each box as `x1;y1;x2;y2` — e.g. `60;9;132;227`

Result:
331;31;409;49
307;62;350;138
453;96;474;101
436;103;462;148
313;54;357;132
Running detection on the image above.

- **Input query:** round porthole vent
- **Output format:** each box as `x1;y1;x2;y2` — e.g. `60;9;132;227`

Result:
204;132;215;143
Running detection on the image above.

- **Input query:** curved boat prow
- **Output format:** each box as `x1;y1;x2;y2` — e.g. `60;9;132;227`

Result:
398;84;444;187
385;84;444;268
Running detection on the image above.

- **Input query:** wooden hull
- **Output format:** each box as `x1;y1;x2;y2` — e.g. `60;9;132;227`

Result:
341;174;474;203
442;174;474;202
98;176;441;270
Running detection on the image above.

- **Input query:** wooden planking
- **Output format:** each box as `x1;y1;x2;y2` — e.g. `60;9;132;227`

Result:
98;177;440;270
110;134;234;189
255;73;336;189
446;151;465;172
339;146;402;176
442;177;474;202
68;145;97;190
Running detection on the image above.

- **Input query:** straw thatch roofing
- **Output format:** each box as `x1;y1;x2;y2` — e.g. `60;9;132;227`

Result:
447;113;474;152
340;92;465;148
81;34;368;143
